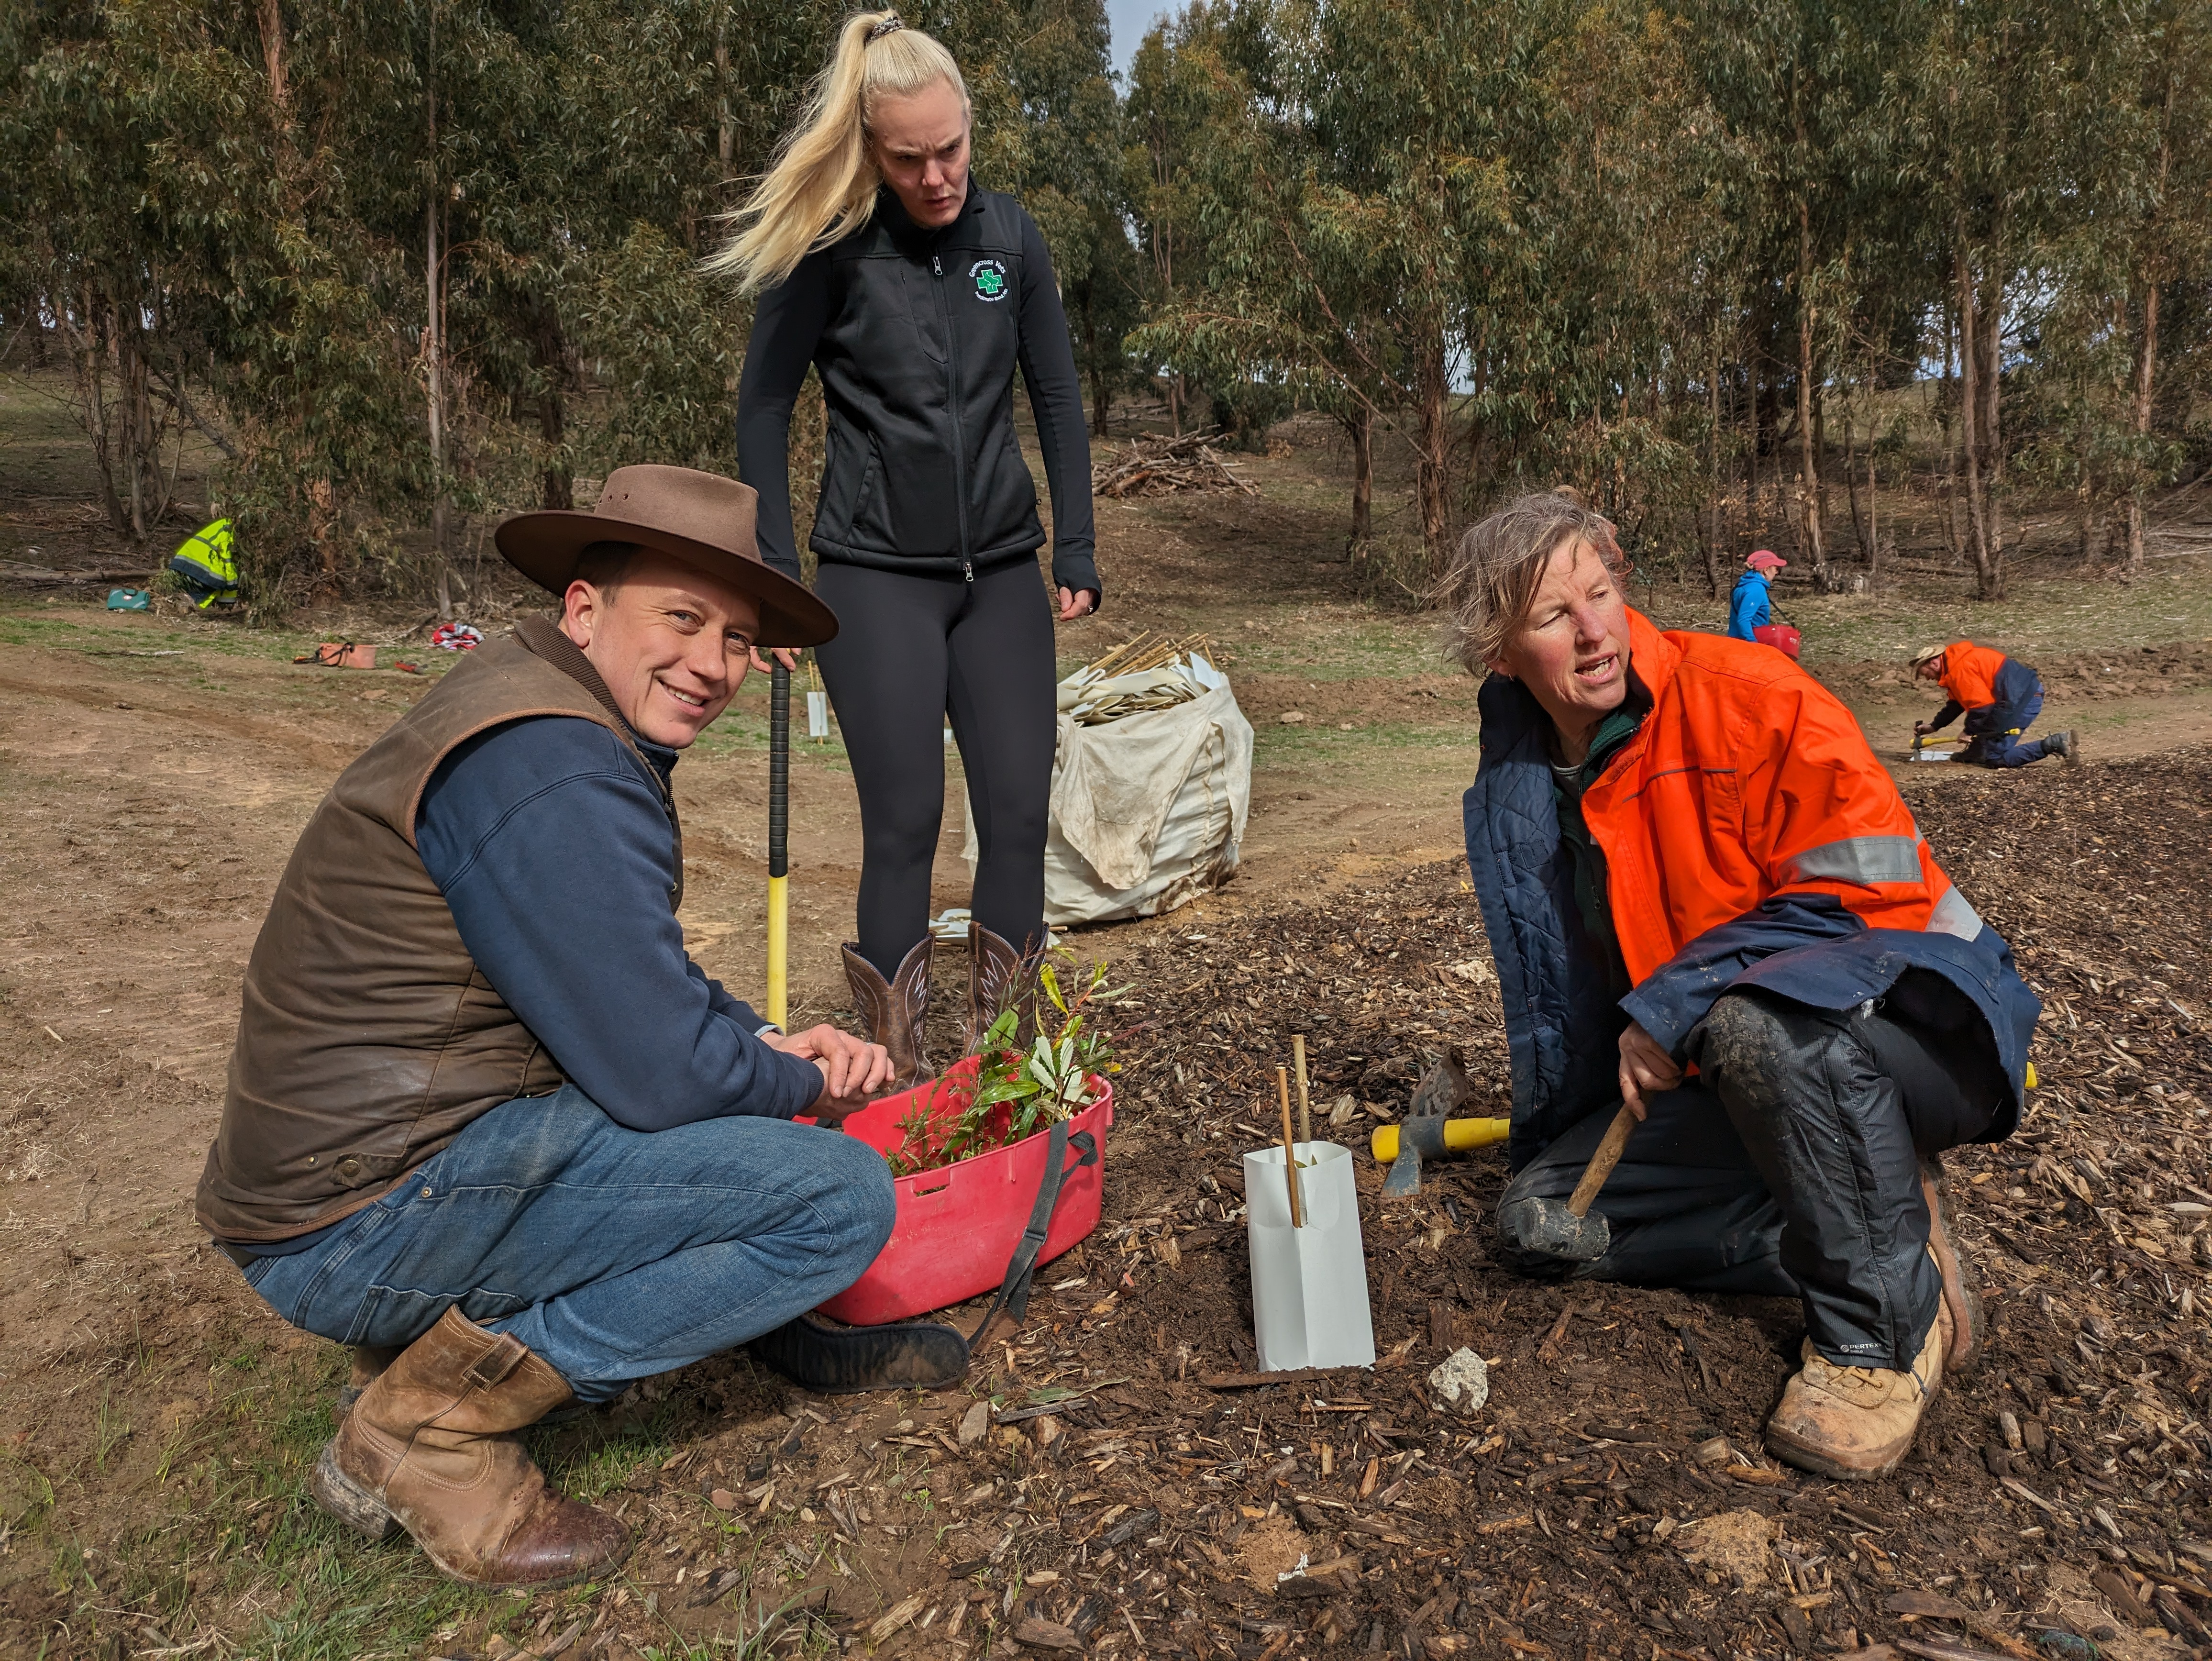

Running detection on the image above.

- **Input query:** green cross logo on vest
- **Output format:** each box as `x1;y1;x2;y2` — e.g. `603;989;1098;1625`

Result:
970;258;1009;303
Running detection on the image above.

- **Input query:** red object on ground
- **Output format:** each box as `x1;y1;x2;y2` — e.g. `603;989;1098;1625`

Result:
814;1058;1114;1327
1753;622;1802;659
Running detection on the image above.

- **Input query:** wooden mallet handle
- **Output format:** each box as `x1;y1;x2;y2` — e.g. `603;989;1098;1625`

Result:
1565;1105;1639;1218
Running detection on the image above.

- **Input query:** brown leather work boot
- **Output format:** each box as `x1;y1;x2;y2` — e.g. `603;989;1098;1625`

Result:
1921;1156;1984;1376
310;1307;630;1588
964;924;1044;1055
1766;1314;1945;1480
841;940;932;1089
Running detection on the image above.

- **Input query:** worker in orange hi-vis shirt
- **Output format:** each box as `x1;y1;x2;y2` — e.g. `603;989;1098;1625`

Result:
1910;641;2075;767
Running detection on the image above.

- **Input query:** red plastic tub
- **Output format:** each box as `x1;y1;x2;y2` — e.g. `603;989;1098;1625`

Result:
1753;622;1803;660
815;1061;1114;1327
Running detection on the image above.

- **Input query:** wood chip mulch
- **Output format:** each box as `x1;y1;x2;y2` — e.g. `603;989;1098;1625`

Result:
516;749;2212;1661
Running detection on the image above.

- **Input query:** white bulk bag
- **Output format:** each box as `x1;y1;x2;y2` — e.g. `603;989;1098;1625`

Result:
965;674;1253;926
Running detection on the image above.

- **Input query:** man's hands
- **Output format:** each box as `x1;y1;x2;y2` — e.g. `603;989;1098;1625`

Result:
750;645;802;674
1057;587;1097;621
763;1024;894;1123
1913;720;1931;737
1616;1020;1682;1121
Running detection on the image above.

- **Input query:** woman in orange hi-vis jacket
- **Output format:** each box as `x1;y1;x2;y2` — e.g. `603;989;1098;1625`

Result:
1444;493;2039;1483
1911;640;2074;766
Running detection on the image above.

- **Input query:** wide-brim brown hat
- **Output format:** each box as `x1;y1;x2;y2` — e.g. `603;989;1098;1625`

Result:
494;464;837;649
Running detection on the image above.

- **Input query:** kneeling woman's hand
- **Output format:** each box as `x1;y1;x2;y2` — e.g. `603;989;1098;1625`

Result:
1617;1020;1682;1121
765;1025;896;1123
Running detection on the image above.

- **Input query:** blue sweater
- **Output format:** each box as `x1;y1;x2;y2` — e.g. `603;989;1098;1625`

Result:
414;716;824;1131
1726;569;1771;640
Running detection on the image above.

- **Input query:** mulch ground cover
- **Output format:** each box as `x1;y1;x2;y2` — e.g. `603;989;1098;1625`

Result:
249;751;2212;1661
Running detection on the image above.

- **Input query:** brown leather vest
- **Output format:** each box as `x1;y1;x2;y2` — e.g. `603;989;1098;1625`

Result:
195;620;683;1241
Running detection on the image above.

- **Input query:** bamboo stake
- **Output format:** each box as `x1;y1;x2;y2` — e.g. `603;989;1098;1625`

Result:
1277;1065;1304;1229
1292;1034;1312;1146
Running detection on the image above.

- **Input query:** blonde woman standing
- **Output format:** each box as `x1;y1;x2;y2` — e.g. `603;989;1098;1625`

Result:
719;11;1097;1085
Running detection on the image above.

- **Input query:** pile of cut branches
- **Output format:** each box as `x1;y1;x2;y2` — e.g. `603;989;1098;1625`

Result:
1091;430;1256;498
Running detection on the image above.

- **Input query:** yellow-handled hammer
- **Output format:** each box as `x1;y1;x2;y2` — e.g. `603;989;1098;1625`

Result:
1370;1116;1511;1164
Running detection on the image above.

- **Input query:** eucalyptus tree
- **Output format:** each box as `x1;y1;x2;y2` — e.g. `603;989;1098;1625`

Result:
1682;0;1911;590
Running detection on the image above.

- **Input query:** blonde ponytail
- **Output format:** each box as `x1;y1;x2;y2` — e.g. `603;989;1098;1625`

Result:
708;11;969;293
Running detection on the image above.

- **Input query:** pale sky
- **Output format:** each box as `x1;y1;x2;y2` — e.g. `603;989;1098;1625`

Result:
1106;0;1173;75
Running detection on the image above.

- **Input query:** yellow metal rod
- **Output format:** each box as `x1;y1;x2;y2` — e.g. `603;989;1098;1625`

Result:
765;874;789;1031
1369;1117;1512;1164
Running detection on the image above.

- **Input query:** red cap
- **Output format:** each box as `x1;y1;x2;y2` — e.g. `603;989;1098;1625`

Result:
1746;549;1787;572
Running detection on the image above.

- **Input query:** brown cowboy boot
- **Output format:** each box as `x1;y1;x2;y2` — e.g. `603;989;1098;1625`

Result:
310;1307;630;1588
1921;1156;1984;1376
1766;1311;1946;1481
963;924;1044;1055
841;939;932;1089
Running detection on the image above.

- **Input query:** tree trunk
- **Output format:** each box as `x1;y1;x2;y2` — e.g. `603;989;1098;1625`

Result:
258;0;290;114
1795;201;1828;590
1415;338;1450;577
1347;404;1373;550
1957;232;2005;600
1866;427;1880;594
1701;331;1723;597
119;322;154;544
714;9;733;167
1843;399;1867;561
2123;276;2158;581
535;311;571;509
310;477;340;600
1080;286;1112;437
426;10;452;620
77;286;129;537
1938;306;1961;563
2123;111;2169;582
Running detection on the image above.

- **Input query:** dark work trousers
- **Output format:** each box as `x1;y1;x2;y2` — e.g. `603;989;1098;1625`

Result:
813;559;1059;980
1966;686;2057;767
1494;977;2007;1371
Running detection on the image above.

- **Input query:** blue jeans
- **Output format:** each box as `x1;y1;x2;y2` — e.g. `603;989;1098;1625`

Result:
238;1088;897;1401
1967;687;2053;767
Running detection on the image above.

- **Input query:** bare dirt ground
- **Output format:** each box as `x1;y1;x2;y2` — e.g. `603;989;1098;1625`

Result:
5;392;2212;1657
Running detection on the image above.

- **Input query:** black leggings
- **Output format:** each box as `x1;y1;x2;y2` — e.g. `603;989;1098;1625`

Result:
812;560;1058;979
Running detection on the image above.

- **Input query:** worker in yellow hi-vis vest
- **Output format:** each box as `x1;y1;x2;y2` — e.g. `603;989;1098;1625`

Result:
169;519;240;609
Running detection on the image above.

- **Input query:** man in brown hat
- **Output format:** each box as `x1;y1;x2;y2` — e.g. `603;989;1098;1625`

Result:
196;466;970;1590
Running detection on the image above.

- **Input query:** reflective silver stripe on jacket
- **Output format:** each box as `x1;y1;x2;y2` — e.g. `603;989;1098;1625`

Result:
1779;834;1924;886
1926;885;1984;941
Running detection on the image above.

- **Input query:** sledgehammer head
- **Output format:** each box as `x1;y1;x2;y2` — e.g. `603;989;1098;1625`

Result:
1498;1196;1613;1262
1495;1104;1641;1265
1381;1048;1472;1198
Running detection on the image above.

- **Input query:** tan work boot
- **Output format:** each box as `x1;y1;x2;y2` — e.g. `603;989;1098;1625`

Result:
1766;1314;1945;1480
963;924;1044;1055
310;1307;630;1588
1921;1157;1984;1376
841;940;932;1089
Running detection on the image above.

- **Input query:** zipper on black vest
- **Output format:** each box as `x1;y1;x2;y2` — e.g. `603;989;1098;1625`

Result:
932;251;974;576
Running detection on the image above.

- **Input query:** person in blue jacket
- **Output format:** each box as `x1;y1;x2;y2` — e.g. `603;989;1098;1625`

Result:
1727;548;1786;641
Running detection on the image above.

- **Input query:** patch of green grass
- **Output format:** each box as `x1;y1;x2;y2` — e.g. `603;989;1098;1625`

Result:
1637;559;2212;664
0;598;332;664
1252;718;1476;764
47;1342;489;1659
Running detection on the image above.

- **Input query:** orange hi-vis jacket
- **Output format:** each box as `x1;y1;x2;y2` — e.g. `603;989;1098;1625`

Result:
1583;610;1975;987
1464;607;2038;1164
1935;640;2007;713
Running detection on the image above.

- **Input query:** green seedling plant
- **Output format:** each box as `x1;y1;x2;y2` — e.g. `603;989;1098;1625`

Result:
884;956;1124;1177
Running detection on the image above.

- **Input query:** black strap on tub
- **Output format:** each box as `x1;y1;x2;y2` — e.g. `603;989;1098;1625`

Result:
966;1122;1098;1347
